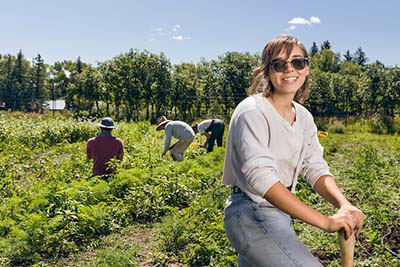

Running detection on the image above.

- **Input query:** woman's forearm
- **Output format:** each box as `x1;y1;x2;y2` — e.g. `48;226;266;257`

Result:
313;175;351;208
264;182;330;230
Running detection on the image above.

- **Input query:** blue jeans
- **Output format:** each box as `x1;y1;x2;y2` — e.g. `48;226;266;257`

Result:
223;192;323;267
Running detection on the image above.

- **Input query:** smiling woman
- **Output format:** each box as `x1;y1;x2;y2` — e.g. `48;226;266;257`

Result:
222;34;364;266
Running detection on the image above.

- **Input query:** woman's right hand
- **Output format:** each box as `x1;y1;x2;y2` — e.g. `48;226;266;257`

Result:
324;209;357;239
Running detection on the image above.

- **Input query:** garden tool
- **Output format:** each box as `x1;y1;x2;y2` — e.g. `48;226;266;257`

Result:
338;229;355;267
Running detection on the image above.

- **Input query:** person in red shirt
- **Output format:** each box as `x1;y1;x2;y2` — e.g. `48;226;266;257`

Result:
86;117;124;176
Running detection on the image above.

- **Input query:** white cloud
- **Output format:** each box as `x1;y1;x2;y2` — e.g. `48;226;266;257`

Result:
286;16;321;31
172;35;191;41
150;24;191;42
288;16;321;26
285;25;297;31
172;24;181;31
289;17;310;25
310;16;321;24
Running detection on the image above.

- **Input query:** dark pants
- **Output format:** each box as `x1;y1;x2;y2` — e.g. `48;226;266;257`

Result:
207;119;225;152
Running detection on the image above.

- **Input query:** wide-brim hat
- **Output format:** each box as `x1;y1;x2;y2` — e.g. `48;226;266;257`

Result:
98;117;115;129
156;116;170;131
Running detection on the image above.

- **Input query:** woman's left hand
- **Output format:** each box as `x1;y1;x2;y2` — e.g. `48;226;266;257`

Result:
339;204;364;236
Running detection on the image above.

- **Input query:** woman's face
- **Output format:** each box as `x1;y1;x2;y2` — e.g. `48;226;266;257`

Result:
268;45;309;97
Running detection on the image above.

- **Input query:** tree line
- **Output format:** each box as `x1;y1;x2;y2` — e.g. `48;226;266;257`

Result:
0;41;399;124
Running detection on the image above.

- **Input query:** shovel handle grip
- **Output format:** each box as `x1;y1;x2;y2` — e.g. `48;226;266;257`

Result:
338;229;355;267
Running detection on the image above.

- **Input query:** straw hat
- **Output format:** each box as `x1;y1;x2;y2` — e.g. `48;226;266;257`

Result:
156;116;170;130
98;117;115;129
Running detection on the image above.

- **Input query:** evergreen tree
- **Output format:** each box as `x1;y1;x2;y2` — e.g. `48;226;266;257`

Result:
31;54;46;112
320;40;332;50
14;50;32;111
353;47;368;66
14;50;24;110
344;50;352;61
310;42;319;56
3;55;15;110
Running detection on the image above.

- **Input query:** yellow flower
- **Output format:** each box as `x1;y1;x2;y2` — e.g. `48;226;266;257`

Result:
317;131;329;138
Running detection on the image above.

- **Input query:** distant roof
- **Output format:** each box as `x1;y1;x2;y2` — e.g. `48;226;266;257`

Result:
44;100;66;110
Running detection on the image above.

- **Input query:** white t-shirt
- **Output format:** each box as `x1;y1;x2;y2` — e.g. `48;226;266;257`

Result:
197;119;213;134
222;93;331;204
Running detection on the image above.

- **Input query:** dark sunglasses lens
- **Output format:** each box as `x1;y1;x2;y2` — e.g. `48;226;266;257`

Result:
271;58;308;72
272;60;286;72
291;58;306;70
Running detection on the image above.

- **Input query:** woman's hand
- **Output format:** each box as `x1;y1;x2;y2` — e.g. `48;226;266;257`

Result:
313;175;365;237
323;208;360;239
339;204;364;236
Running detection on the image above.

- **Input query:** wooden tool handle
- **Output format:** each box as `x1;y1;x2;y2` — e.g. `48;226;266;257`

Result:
338;229;355;267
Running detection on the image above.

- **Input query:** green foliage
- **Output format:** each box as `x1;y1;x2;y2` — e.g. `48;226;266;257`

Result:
96;246;139;267
0;116;399;267
155;181;236;266
312;48;341;73
2;45;400;123
314;133;400;266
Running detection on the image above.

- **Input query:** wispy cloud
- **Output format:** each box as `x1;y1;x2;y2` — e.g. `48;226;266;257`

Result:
286;16;321;31
173;35;191;41
150;24;191;42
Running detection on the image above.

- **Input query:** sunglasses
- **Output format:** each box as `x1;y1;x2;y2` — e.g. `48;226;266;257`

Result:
269;58;309;72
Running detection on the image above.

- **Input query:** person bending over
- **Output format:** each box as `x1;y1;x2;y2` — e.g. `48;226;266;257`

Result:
192;118;225;152
156;116;195;161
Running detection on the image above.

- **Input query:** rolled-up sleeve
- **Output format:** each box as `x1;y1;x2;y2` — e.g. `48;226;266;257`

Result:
235;110;280;197
300;123;332;188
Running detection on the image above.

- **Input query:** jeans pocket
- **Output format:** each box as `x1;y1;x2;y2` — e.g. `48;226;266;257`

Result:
224;210;250;255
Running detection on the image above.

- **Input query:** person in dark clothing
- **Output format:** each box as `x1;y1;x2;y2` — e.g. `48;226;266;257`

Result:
86;117;124;176
192;119;225;152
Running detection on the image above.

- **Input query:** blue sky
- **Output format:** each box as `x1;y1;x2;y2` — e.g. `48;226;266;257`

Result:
1;0;399;67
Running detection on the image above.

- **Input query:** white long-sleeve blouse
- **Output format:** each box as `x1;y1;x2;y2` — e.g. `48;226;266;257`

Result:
222;93;332;205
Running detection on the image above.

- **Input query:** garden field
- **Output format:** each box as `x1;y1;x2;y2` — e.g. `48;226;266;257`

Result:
0;113;399;267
